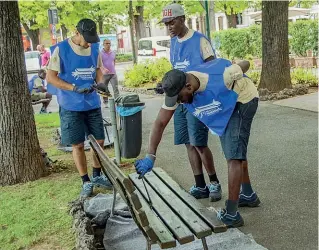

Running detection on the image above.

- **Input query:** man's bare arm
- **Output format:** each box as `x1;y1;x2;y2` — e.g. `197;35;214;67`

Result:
46;69;73;91
148;108;175;155
96;68;103;83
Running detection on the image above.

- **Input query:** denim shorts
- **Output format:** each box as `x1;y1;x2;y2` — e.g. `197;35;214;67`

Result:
174;104;209;147
59;107;105;145
220;98;259;161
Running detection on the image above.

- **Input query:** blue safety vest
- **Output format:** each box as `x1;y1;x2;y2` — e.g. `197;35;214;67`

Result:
47;40;100;111
170;31;216;72
183;59;239;136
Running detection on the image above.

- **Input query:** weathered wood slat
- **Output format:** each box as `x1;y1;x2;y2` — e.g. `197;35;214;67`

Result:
136;192;177;249
129;173;195;245
140;172;212;239
152;168;227;233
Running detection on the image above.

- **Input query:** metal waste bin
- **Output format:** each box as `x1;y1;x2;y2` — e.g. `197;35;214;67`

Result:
116;94;145;158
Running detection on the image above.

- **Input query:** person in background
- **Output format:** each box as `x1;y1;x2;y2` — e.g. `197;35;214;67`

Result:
46;18;112;197
37;44;50;67
99;39;119;105
28;69;52;114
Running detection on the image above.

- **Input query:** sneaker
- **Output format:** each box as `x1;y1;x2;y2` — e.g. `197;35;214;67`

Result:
208;182;222;202
217;208;244;228
39;108;47;114
80;182;93;198
239;192;261;207
91;175;113;189
189;185;209;199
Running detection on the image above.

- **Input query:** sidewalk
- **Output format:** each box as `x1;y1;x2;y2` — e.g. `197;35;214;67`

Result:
273;92;318;112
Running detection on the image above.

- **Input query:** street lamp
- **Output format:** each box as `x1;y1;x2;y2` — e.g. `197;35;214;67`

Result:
204;0;211;42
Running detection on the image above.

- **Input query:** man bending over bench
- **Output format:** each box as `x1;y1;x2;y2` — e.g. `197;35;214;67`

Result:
28;69;52;114
135;58;260;228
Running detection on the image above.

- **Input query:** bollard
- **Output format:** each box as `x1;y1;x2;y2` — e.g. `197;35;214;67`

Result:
109;98;121;164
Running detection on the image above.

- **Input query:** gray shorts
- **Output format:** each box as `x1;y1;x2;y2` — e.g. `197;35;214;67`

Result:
220;98;259;161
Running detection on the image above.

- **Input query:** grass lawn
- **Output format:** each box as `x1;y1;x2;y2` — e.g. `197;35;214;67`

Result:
0;112;135;250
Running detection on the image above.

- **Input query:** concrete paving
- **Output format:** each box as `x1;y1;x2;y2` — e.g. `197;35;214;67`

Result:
273;92;318;112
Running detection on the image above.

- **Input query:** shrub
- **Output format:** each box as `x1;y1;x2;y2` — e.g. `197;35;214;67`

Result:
289;20;318;57
124;58;172;88
116;53;133;63
247;70;261;86
291;68;318;86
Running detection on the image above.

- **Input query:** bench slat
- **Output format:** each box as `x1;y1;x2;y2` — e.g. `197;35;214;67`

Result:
130;174;195;245
141;172;212;239
152;168;227;233
136;192;177;249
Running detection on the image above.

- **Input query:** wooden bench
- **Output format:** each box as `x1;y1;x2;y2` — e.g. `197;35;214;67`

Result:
89;135;227;249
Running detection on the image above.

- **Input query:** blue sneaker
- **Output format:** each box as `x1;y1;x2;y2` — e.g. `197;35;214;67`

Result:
189;185;209;199
91;175;112;190
217;208;244;228
208;182;222;202
80;182;93;198
239;192;261;207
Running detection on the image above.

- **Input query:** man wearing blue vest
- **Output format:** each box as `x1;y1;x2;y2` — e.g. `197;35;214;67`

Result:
28;69;52;114
46;19;112;197
135;58;260;227
154;3;221;201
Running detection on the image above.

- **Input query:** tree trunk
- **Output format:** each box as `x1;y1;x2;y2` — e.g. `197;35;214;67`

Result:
129;0;137;64
61;24;68;40
0;1;46;186
134;5;146;42
98;17;104;35
224;5;237;28
259;1;291;91
22;21;39;50
209;1;216;32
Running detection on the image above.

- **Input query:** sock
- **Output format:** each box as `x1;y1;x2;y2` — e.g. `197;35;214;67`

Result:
194;174;206;188
81;174;90;183
241;183;254;196
92;167;101;178
226;200;239;215
209;174;219;183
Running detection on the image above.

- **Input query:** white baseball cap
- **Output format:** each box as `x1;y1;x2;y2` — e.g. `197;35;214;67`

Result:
160;3;185;23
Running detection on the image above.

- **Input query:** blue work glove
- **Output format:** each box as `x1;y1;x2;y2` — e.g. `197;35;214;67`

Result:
135;154;155;178
73;85;94;94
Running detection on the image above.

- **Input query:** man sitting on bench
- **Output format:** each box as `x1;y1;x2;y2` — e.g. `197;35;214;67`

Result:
29;69;52;114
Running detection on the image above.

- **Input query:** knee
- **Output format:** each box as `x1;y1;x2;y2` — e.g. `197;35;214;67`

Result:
72;143;85;150
195;146;207;154
185;144;195;151
228;159;242;169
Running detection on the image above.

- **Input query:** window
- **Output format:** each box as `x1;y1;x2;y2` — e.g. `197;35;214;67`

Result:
156;40;170;48
138;40;152;50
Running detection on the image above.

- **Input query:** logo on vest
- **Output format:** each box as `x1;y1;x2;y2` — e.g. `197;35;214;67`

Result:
72;66;95;80
174;59;190;70
193;100;222;118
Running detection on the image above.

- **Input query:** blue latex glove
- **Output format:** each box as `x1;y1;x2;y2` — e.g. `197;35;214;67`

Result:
135;155;155;178
73;85;94;94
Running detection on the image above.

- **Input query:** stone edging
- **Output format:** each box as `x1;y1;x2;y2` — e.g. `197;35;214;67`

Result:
121;84;310;101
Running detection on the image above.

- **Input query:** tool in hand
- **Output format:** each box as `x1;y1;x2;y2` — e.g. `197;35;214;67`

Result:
147;82;164;94
92;83;112;98
141;177;153;209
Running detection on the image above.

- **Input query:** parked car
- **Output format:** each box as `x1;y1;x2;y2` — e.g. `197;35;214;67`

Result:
25;51;40;72
137;36;170;64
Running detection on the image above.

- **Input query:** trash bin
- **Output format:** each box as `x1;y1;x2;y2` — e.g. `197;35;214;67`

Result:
116;93;145;159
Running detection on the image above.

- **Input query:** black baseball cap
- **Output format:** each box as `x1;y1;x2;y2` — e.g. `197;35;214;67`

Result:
76;18;100;43
162;69;187;107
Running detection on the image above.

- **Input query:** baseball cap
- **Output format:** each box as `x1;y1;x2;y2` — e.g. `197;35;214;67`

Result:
76;18;100;43
162;69;187;107
160;3;185;23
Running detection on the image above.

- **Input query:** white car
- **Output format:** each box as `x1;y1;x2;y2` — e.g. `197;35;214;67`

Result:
137;36;171;64
25;51;40;72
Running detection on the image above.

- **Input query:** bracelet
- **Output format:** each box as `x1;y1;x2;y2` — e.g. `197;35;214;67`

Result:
146;154;156;161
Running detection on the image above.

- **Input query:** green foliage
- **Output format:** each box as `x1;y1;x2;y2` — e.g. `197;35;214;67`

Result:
289;0;317;8
291;68;318;86
124;58;172;87
19;1;51;29
247;70;261;85
116;53;133;63
289;20;318;57
215;0;250;14
213;25;262;59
